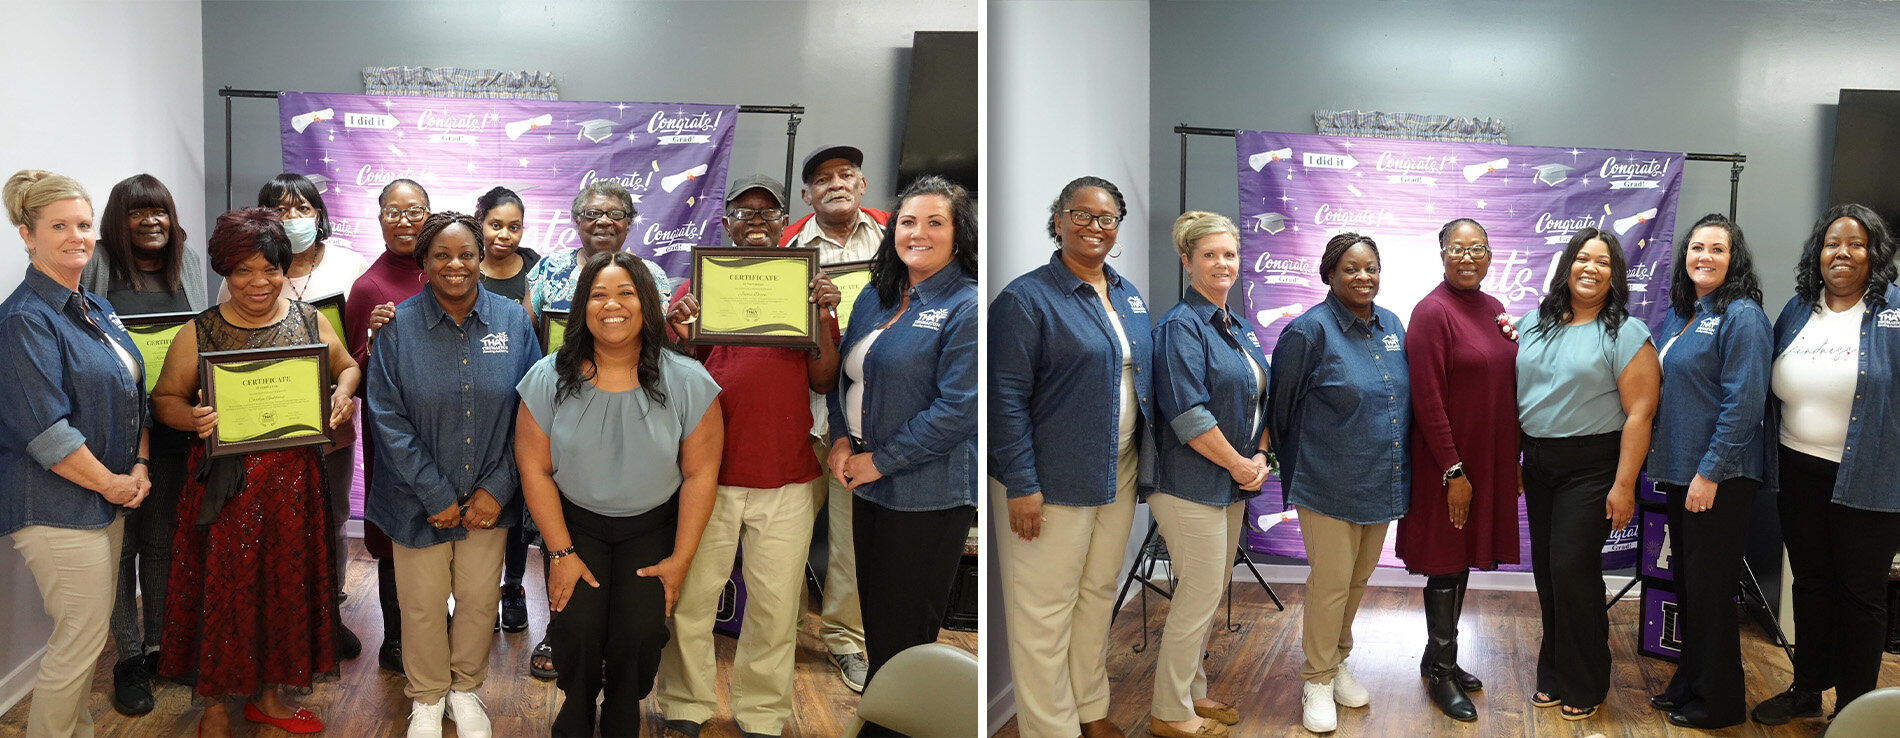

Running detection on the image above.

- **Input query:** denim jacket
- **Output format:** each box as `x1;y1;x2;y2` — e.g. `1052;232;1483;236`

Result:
1151;289;1269;506
1769;285;1900;512
1268;294;1411;524
988;253;1156;506
0;268;147;535
827;263;977;511
1649;295;1772;487
366;287;542;549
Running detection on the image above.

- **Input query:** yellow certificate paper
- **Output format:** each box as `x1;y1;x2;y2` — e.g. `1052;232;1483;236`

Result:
690;246;818;348
201;345;331;456
121;311;196;393
825;261;873;335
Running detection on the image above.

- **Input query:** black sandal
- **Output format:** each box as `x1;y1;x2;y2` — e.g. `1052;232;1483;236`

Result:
529;639;558;680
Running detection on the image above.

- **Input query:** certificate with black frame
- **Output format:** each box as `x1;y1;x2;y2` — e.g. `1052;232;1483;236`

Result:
539;309;570;354
121;311;198;394
200;344;332;457
307;291;346;343
689;246;819;349
823;260;873;335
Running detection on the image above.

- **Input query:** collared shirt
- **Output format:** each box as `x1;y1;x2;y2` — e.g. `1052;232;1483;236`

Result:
0;268;147;535
786;208;885;264
1152;288;1269;507
1769;284;1900;512
1649;295;1772;487
365;286;542;549
525;248;671;323
826;263;976;511
1268;293;1410;524
989;252;1157;506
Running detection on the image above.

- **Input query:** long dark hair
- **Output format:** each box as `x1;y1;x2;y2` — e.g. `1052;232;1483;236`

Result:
869;175;977;307
554;251;679;406
1530;227;1631;340
98;174;187;291
1669;213;1762;318
256;173;333;244
1793;203;1897;312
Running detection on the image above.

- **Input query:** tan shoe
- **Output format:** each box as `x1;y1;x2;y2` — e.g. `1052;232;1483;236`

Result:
1081;718;1126;738
1147;715;1229;738
1193;701;1239;725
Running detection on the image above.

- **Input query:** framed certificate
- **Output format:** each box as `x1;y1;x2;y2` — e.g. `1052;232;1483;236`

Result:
308;291;346;341
824;260;873;335
122;311;198;393
539;309;570;353
200;344;332;457
689;247;819;349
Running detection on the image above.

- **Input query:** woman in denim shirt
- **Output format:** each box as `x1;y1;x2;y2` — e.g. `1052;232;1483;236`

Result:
1;170;151;738
1145;212;1267;738
1645;214;1771;729
990;176;1153;738
1269;232;1410;734
824;176;976;696
1752;204;1900;726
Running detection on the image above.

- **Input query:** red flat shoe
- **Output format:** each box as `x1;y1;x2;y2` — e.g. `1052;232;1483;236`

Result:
243;702;324;734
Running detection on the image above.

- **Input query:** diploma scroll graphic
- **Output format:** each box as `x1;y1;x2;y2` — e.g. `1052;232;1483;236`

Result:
505;114;554;140
1247;148;1293;171
290;108;333;134
662;164;711;193
1463;157;1509;182
1613;208;1659;235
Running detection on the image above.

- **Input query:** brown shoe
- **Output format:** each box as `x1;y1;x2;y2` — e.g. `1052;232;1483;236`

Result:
1146;715;1228;738
1081;718;1126;738
1193;701;1239;725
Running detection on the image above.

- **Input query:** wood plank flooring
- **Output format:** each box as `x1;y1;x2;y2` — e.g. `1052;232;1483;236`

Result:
0;539;975;737
993;579;1899;737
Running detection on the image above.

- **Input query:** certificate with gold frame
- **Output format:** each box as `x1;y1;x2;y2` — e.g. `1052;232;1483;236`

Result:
200;344;332;457
823;260;873;336
121;311;198;393
689;246;819;349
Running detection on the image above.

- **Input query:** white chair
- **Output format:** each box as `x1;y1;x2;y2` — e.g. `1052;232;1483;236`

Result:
1828;686;1900;738
842;643;978;738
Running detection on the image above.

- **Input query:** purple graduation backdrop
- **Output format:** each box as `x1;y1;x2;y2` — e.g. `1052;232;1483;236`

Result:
1235;130;1681;570
277;91;737;280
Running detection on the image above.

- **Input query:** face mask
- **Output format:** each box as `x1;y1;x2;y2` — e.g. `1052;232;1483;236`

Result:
283;217;318;253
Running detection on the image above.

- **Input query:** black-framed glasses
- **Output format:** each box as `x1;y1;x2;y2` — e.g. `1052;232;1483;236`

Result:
380;206;429;223
578;208;630;222
1442;244;1491;259
726;207;785;222
1063;209;1120;230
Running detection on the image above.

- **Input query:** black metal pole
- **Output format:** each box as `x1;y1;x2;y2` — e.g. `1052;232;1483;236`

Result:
223;89;233;212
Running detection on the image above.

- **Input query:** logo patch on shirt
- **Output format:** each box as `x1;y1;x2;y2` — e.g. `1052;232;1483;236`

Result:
912;308;950;331
1382;333;1401;351
1127;296;1147;314
1246;330;1262;349
481;332;510;354
1879;308;1900;329
107;313;126;333
1696;316;1721;335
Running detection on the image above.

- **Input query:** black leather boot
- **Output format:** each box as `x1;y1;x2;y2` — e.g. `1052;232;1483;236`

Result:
376;557;404;674
1418;573;1484;691
1423;575;1478;721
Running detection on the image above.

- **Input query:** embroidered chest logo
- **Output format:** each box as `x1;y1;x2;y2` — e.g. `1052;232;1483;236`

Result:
1247;331;1262;349
481;332;510;354
108;313;127;333
1696;316;1722;335
1878;308;1900;329
912;308;950;331
1127;296;1147;314
1381;333;1401;352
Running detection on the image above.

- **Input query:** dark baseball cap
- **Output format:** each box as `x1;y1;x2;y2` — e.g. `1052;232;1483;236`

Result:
800;144;864;184
724;174;786;207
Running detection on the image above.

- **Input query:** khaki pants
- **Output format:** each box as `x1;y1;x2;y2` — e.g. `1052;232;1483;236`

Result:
1296;507;1388;683
392;526;506;703
810;437;865;655
658;482;817;734
12;517;123;738
1147;493;1246;722
991;446;1137;738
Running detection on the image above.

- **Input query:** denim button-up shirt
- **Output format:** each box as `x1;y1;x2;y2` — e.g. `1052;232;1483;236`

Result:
1769;284;1900;512
1649;295;1771;487
1268;293;1410;524
0;268;146;535
1152;289;1269;506
989;253;1156;506
366;287;542;549
827;263;977;511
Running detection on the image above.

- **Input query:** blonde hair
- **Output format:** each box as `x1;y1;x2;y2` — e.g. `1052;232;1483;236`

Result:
1171;210;1240;258
5;170;90;229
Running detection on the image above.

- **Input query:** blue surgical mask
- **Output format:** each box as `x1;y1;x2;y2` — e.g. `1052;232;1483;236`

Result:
283;217;318;253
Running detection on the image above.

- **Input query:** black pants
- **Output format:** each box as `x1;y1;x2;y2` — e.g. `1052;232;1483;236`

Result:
550;496;677;738
1521;432;1618;709
853;497;974;681
110;426;188;656
1656;476;1759;725
1779;446;1900;707
503;516;530;587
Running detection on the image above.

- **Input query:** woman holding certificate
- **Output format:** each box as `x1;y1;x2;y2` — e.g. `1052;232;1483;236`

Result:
825;174;978;689
150;207;360;737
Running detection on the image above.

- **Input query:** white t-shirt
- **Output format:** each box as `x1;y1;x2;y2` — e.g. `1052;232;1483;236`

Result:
1773;300;1864;462
1105;306;1137;455
843;328;885;441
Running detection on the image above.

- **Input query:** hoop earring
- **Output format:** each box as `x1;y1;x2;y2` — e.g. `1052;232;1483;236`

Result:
1109;245;1123;259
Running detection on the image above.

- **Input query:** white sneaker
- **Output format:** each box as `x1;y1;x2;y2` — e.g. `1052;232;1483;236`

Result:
446;690;492;738
1302;680;1337;733
1332;662;1370;708
405;699;445;738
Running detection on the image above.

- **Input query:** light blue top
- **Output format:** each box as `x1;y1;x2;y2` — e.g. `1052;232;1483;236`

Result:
515;349;720;517
1514;313;1652;438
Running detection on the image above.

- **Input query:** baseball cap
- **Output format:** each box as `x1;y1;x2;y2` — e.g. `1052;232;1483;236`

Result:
800;144;864;184
724;174;786;207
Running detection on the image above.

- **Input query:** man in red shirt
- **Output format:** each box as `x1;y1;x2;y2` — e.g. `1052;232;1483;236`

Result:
655;175;841;738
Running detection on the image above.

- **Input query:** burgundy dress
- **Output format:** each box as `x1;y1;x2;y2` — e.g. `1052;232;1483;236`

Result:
160;303;338;696
1396;282;1521;574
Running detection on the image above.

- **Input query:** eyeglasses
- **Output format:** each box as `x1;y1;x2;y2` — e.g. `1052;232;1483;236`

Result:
1063;209;1120;230
380;207;429;223
1442;244;1491;259
726;207;785;222
578;208;630;222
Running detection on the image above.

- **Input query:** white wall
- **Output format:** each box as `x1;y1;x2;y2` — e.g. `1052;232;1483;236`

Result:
0;0;206;715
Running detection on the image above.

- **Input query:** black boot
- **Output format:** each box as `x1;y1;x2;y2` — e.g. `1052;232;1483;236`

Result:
1422;575;1478;721
376;557;404;674
1446;572;1483;692
110;654;155;715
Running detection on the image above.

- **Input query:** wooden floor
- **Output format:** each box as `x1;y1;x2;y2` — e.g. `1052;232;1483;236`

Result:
993;579;1900;737
0;539;976;737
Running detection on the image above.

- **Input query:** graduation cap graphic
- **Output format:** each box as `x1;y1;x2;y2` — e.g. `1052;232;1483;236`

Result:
576;119;617;143
1530;163;1572;187
304;174;331;194
1251;212;1287;234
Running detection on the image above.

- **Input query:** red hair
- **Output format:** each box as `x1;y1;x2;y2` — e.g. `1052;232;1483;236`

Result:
207;207;291;277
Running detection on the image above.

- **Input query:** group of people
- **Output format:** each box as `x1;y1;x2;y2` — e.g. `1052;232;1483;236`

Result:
0;141;977;738
991;175;1899;737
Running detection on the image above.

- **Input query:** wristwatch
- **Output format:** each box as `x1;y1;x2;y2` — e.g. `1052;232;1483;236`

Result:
1441;462;1466;487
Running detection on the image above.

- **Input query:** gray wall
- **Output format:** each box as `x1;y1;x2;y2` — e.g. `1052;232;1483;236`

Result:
201;0;975;245
1148;0;1900;316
